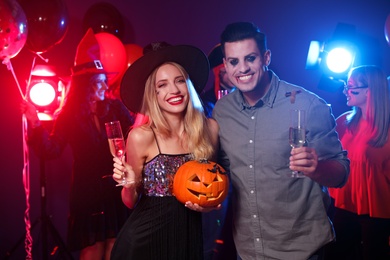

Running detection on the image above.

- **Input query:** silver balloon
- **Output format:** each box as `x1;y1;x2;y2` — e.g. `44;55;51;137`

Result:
0;0;28;61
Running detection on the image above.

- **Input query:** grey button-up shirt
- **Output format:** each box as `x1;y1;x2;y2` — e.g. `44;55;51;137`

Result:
213;71;349;260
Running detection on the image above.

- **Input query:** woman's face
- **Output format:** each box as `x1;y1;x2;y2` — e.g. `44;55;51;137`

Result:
155;63;189;115
343;76;368;108
91;74;108;101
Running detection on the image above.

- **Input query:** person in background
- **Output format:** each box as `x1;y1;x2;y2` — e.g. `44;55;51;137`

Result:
201;43;236;118
212;21;350;259
327;65;390;260
110;43;220;259
21;28;135;260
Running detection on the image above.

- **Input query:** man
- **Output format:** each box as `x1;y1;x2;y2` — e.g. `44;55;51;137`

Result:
212;22;350;260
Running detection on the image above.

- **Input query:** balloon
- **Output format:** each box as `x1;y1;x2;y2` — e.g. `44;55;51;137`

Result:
83;2;125;41
19;0;69;54
95;32;127;86
0;0;28;60
123;43;143;68
107;43;143;99
385;14;390;46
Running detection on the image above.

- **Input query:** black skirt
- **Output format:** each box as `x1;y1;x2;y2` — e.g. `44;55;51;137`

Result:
111;196;203;260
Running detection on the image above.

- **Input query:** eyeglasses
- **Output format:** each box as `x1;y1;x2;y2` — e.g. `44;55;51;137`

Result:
343;85;368;92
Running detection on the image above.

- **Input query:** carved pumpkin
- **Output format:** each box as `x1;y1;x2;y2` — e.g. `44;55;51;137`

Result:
173;159;229;207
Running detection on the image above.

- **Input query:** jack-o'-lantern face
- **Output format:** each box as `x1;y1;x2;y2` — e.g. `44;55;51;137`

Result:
173;160;229;207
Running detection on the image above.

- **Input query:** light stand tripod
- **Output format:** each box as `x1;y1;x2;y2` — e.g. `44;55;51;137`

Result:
4;120;74;260
37;155;74;260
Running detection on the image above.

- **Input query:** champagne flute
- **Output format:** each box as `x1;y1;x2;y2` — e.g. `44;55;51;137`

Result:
105;121;127;186
289;109;306;178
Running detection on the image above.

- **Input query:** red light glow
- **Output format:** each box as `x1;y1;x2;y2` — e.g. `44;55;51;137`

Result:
29;82;56;107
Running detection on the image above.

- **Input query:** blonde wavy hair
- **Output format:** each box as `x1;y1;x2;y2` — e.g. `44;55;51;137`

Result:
136;62;215;160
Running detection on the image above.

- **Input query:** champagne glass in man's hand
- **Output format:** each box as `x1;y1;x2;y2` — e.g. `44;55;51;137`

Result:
105;121;127;186
289;109;306;178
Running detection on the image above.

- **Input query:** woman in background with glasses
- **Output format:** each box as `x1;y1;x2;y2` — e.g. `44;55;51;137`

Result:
327;65;390;260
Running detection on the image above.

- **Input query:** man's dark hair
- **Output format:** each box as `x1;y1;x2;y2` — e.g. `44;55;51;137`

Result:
220;22;267;56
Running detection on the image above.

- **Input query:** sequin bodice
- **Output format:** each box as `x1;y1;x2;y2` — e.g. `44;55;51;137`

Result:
142;153;192;197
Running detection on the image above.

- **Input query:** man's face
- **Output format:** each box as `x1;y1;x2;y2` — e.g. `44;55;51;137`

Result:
223;38;270;94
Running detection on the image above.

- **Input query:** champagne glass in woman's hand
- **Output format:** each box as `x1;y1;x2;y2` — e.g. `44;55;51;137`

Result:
105;121;127;186
289;109;306;178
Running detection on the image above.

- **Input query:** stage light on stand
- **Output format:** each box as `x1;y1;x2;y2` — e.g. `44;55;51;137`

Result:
27;65;65;121
306;41;355;74
306;23;357;92
21;65;73;260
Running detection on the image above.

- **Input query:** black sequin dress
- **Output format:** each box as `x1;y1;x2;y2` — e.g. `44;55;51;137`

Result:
111;136;203;260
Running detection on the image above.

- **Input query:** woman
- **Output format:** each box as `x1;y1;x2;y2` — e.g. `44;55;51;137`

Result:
21;29;134;259
110;44;220;259
327;65;390;260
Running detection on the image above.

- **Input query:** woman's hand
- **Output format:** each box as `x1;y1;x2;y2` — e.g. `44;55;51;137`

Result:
112;156;138;187
20;100;40;127
184;201;222;213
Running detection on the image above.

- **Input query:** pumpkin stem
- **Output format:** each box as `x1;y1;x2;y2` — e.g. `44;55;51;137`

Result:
199;158;209;164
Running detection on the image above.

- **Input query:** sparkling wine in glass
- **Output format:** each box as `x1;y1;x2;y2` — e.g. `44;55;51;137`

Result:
105;121;127;186
289;109;306;178
108;138;125;160
289;127;306;148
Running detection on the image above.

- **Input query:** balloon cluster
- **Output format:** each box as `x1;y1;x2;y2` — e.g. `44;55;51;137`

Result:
1;0;145;101
0;0;69;63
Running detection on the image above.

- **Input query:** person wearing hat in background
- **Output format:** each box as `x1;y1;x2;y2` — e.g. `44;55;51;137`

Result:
20;28;135;260
201;44;236;118
110;43;220;259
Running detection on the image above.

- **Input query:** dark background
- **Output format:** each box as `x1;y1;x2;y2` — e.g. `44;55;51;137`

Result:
1;0;389;259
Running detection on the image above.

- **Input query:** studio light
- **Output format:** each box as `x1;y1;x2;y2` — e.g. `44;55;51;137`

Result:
306;23;357;91
321;41;356;77
326;48;354;74
27;65;66;120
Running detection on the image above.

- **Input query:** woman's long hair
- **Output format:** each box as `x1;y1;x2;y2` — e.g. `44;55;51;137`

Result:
137;62;214;160
346;65;390;147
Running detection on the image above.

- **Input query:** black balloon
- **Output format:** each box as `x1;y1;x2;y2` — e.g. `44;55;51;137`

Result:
19;0;69;54
83;2;125;40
